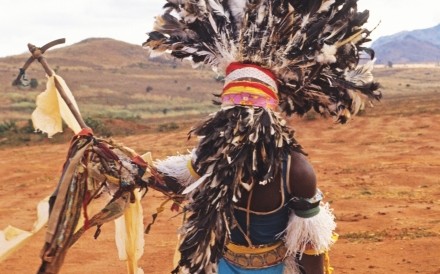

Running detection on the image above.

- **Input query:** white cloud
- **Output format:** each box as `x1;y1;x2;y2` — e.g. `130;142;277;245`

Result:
1;0;439;57
0;0;164;57
358;0;440;40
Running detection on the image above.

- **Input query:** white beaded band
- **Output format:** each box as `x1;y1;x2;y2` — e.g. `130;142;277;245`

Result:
224;67;278;92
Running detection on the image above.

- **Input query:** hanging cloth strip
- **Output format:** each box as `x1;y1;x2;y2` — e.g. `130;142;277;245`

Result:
32;73;82;137
0;197;49;263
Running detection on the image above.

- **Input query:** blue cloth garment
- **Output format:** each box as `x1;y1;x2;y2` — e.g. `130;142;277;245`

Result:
230;207;289;245
220;158;290;273
230;158;289;245
218;258;285;274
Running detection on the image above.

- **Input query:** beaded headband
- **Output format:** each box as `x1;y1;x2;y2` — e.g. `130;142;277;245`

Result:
221;62;279;109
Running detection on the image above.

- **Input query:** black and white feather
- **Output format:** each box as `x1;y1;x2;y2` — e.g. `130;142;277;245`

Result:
173;106;302;273
144;0;381;122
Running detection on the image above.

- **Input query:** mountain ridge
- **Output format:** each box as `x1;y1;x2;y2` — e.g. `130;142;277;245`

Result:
372;24;440;64
0;37;178;69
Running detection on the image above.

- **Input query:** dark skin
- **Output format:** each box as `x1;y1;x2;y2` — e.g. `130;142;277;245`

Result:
289;152;324;274
236;151;324;274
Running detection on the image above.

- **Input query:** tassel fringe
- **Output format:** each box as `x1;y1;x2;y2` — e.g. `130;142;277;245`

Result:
282;203;336;258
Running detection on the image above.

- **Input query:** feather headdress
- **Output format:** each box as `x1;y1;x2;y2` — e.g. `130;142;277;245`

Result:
144;1;380;273
144;0;381;122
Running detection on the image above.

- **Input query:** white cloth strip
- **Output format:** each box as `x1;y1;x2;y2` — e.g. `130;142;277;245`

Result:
224;67;278;91
0;197;49;262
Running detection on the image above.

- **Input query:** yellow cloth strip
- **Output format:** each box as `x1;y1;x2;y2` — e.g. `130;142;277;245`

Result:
114;190;145;274
226;241;283;255
223;85;275;99
32;74;81;137
0;197;49;262
187;160;201;179
303;233;339;255
324;250;334;274
302;233;338;274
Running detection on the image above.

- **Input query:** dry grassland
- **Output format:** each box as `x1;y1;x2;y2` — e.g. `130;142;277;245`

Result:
0;50;439;273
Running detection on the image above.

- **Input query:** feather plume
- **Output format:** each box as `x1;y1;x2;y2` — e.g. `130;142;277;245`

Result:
227;0;247;29
248;0;379;120
154;150;198;187
145;0;382;121
344;59;375;86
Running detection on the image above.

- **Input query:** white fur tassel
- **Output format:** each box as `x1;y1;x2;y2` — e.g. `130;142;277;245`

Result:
282;203;336;258
154;149;198;187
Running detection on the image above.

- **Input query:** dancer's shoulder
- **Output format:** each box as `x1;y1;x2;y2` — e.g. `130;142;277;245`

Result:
288;151;317;199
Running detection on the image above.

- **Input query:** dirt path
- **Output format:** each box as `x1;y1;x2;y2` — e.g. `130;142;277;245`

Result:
1;107;439;273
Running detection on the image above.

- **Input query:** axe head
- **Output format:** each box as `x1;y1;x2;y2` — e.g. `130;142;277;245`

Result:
12;69;30;87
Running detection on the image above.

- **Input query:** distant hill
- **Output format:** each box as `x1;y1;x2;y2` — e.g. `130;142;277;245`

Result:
1;38;178;68
372;24;440;64
0;38;221;125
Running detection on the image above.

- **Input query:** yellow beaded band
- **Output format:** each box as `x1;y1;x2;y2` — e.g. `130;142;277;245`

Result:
223;241;286;269
187;160;201;179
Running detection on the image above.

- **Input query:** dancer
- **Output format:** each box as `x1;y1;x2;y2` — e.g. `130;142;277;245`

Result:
144;0;380;273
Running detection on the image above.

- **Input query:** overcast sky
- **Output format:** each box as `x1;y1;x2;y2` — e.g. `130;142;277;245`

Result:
1;0;439;57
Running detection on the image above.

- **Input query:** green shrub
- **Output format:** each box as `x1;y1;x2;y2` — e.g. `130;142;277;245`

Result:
21;119;36;134
10;101;35;111
0;121;17;134
30;78;39;89
157;122;179;132
83;117;112;137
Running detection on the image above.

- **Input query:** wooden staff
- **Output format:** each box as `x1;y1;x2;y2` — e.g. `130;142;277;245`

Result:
13;39;88;129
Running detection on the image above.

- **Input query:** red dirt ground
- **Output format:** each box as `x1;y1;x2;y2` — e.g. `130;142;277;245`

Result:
1;95;439;273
